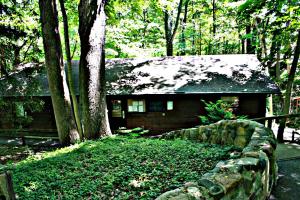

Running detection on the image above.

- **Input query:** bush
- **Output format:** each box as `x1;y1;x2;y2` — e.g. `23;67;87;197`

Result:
199;100;247;125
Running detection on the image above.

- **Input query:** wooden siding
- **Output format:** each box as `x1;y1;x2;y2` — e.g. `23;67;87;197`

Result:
0;97;57;131
108;94;267;133
0;94;267;135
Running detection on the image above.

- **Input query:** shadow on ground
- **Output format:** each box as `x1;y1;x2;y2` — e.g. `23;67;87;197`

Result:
270;158;300;200
270;143;300;200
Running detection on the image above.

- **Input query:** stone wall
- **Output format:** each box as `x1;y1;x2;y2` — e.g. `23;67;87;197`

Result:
156;120;277;200
0;165;15;200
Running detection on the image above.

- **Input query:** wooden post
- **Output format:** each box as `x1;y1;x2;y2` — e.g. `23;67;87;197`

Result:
267;119;272;129
0;170;15;200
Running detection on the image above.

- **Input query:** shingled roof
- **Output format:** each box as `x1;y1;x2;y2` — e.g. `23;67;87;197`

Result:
0;54;280;97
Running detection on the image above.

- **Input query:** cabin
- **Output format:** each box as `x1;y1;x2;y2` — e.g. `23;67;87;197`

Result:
0;55;280;136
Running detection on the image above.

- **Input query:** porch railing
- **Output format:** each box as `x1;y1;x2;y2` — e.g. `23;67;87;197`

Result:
250;113;300;143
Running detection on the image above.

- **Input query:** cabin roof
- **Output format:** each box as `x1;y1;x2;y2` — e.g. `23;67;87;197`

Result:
0;54;280;97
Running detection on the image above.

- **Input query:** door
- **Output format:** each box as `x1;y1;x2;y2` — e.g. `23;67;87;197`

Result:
110;99;126;130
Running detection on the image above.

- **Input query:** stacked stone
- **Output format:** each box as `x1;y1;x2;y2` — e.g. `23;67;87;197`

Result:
157;120;277;200
0;165;15;200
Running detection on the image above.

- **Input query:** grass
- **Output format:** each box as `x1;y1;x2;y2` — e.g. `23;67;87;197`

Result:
10;137;238;199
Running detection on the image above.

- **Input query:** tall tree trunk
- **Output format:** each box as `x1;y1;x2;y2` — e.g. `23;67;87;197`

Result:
276;46;281;80
241;37;245;54
142;9;148;49
191;0;197;55
164;0;184;56
277;30;300;142
39;0;79;145
164;10;173;56
246;25;255;54
179;0;189;55
212;0;216;36
254;18;268;67
78;0;112;139
59;0;83;139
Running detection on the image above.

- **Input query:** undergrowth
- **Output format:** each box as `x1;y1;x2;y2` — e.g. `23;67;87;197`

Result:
11;137;236;199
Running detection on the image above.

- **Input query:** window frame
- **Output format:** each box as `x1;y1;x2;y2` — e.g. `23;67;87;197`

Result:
127;99;146;113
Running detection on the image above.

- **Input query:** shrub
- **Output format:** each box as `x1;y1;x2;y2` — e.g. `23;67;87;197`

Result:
199;100;247;125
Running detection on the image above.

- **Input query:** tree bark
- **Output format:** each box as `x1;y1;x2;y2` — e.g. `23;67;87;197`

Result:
246;25;255;54
164;9;173;56
179;0;189;55
59;0;83;139
212;0;216;36
39;0;79;145
277;30;300;142
164;0;184;56
78;0;112;139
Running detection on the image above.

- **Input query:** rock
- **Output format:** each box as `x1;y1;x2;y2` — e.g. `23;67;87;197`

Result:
198;179;224;198
156;119;277;200
213;173;242;194
234;136;247;148
215;160;243;173
155;186;204;200
0;171;15;200
189;128;199;140
236;127;246;136
236;157;260;171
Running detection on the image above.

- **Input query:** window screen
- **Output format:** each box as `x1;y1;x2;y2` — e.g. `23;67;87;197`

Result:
148;100;164;112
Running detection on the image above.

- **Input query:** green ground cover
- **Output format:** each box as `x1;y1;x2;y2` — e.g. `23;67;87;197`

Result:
10;137;237;199
0;146;32;164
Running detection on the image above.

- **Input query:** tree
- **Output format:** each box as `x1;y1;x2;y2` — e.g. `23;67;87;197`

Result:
178;0;189;55
39;0;80;144
59;0;83;139
78;0;112;139
163;0;184;56
277;30;300;142
0;0;41;74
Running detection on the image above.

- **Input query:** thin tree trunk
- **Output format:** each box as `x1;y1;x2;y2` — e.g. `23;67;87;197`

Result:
212;0;216;36
191;0;198;55
78;0;112;139
59;0;83;139
142;9;148;49
277;30;300;142
241;37;245;54
164;10;173;56
198;15;202;55
276;46;281;80
164;0;184;56
179;0;189;55
39;0;79;145
254;18;267;65
246;25;255;54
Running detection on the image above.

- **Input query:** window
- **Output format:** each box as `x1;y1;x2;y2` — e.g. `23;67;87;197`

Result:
149;100;164;112
167;101;174;110
128;99;145;112
112;100;122;117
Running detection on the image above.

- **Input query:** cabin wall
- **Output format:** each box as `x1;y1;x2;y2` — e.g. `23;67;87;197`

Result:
108;94;267;133
0;94;267;135
0;97;56;131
